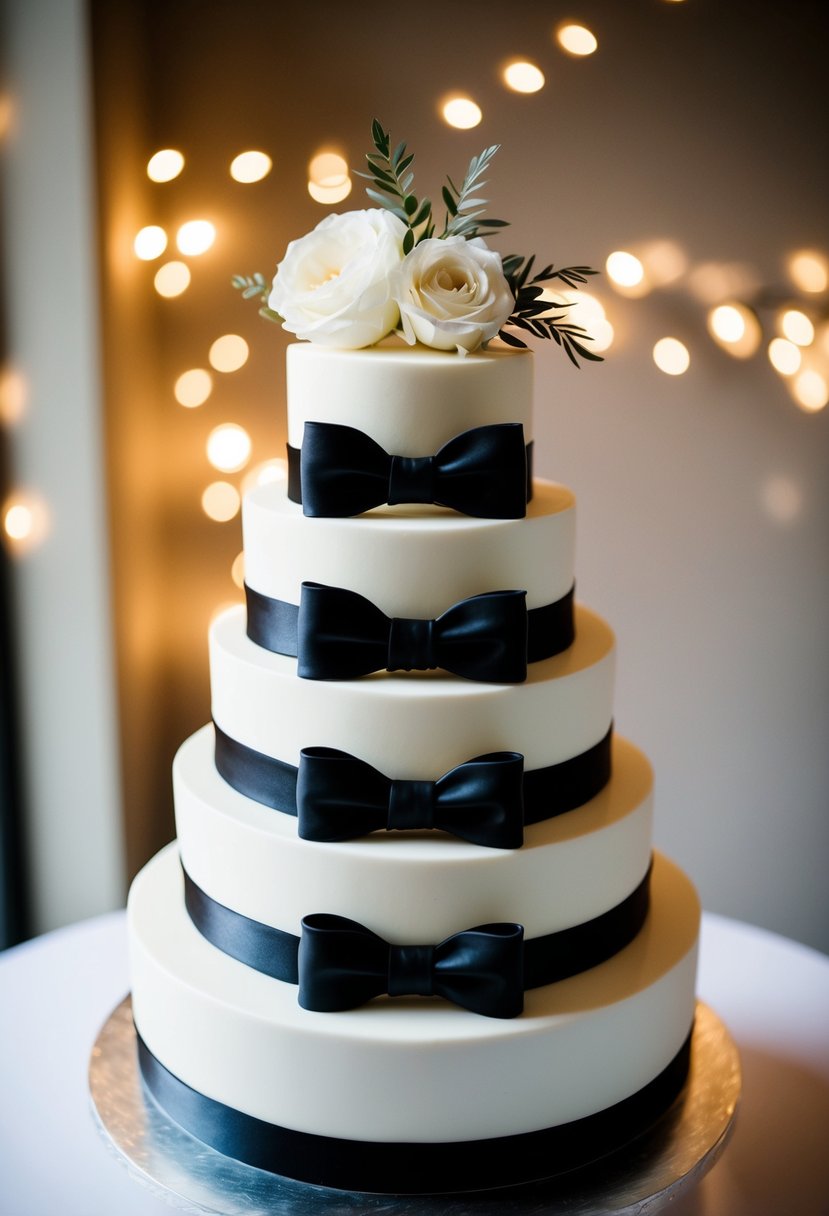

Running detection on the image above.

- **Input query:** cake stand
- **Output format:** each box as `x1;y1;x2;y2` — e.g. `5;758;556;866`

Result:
89;997;740;1215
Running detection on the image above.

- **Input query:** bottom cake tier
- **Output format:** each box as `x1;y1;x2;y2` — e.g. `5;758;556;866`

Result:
128;844;699;1193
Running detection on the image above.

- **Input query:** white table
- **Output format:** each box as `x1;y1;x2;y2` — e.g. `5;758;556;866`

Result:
1;911;827;1216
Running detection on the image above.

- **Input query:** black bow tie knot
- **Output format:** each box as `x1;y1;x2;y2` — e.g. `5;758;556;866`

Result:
298;915;525;1019
297;582;529;683
296;747;526;848
300;421;529;518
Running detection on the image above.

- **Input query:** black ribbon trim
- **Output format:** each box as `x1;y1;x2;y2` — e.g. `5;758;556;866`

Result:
181;856;651;1005
286;437;535;510
213;721;613;846
244;582;575;674
137;1022;692;1193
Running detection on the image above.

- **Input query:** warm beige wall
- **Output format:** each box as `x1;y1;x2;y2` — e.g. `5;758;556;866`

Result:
92;0;828;948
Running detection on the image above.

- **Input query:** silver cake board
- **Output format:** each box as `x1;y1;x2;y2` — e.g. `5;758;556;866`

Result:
89;998;740;1215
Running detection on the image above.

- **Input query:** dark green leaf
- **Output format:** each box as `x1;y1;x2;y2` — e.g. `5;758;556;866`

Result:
403;228;414;254
442;185;458;215
412;198;432;227
498;328;528;348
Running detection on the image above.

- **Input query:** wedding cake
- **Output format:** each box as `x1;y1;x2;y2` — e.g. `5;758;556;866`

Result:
126;127;700;1194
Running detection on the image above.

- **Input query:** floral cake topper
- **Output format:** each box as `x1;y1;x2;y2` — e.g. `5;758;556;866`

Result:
234;121;601;366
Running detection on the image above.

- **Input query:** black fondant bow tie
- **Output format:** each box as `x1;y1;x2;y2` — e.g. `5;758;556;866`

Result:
298;914;525;1019
297;747;525;849
297;582;529;682
299;421;528;518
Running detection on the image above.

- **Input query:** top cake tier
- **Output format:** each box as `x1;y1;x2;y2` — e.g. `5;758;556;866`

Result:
286;341;533;453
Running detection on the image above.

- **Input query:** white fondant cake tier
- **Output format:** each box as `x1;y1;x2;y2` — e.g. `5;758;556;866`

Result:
129;843;699;1144
210;603;615;775
175;725;652;941
243;472;575;615
286;341;533;452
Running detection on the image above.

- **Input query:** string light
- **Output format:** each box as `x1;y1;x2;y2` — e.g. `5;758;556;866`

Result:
768;338;801;376
307;151;351;204
787;250;828;294
242;459;288;494
503;62;545;93
133;226;167;260
207;424;252;473
653;337;690;375
780;309;815;347
606;251;645;292
707;303;761;358
209;334;249;373
202;481;241;522
174;369;212;408
442;97;482;129
547;290;615;353
0;367;27;425
556;24;598;56
177;220;216;256
792;369;828;412
147;149;184;182
231;551;245;589
2;493;48;552
154;261;191;298
230;151;272;183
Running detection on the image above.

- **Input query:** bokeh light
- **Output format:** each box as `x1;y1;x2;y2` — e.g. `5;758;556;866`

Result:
231;551;246;589
147;149;184;183
640;239;688;287
556;24;598;56
207;424;252;472
154;261;191;298
761;475;803;524
787;250;828;294
2;492;48;552
174;368;212;408
0;367;27;426
606;251;644;288
653;337;690;376
177;220;216;256
133;225;167;260
209;334;249;373
202;481;241;522
230;150;272;183
792;369;828;412
307;151;352;205
780;309;815;347
707;303;762;358
242;459;288;494
503;62;545;93
768;338;801;376
442;97;483;129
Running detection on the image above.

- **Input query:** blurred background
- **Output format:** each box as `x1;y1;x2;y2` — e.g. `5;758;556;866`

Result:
0;0;827;953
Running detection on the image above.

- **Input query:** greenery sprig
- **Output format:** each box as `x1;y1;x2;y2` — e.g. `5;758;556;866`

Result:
231;272;280;322
441;144;508;241
354;120;433;253
498;257;603;366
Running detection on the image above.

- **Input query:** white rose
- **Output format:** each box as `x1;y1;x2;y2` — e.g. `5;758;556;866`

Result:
391;236;515;355
269;210;407;349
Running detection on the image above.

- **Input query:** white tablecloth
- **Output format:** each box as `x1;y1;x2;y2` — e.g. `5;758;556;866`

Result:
1;911;828;1215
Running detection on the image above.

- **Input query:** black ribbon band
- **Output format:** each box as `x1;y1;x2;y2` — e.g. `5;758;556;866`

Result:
245;582;575;679
213;721;613;847
286;435;535;513
137;1023;692;1193
181;856;651;1010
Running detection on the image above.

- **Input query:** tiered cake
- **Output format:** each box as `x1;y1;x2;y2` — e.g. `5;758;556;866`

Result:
127;340;701;1194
